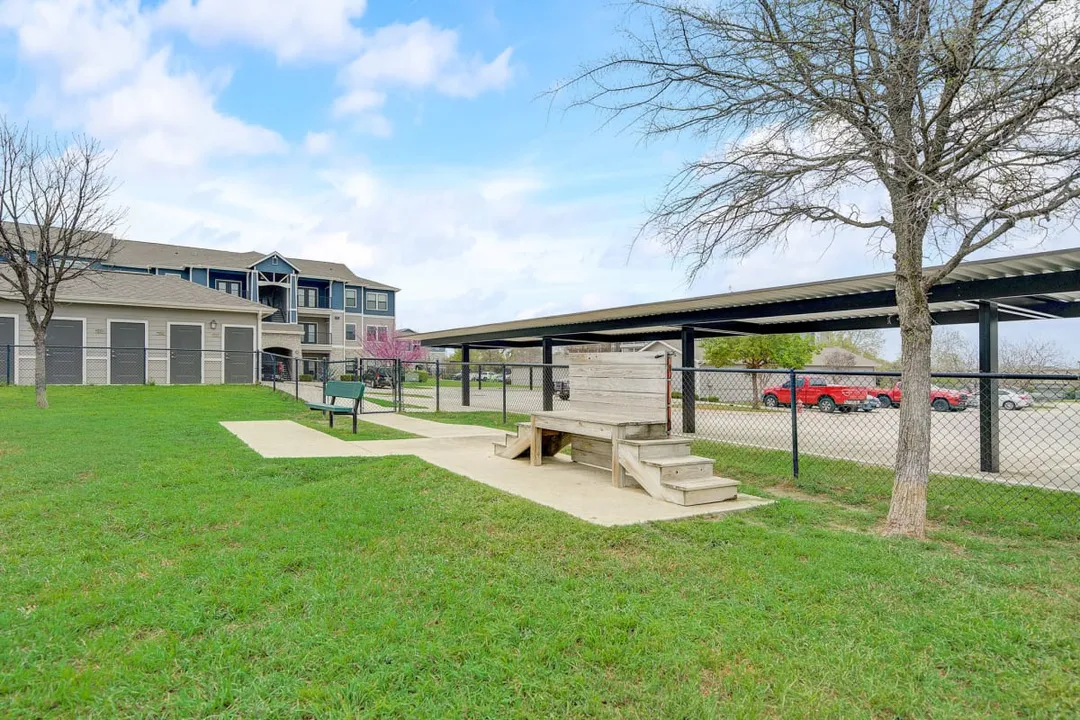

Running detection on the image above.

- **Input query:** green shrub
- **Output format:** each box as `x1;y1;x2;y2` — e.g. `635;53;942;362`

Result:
299;374;314;382
671;391;682;399
340;374;358;381
417;370;429;383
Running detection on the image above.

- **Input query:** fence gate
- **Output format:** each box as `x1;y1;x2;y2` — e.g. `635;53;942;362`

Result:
355;358;400;414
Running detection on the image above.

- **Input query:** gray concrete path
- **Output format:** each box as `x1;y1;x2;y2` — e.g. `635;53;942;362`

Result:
221;416;771;526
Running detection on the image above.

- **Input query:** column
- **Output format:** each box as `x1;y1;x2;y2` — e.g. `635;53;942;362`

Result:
681;326;696;433
979;301;1000;473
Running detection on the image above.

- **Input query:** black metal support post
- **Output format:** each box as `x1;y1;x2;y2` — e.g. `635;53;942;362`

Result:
461;344;471;407
680;326;696;433
294;358;299;399
542;338;553;411
529;367;534;390
435;359;441;413
979;301;1000;473
502;363;507;425
790;368;800;479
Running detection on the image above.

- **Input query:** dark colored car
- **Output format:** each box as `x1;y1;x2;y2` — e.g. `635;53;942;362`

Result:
362;367;394;389
553;380;570;400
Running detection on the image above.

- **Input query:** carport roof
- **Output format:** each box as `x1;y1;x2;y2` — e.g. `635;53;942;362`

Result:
411;247;1080;348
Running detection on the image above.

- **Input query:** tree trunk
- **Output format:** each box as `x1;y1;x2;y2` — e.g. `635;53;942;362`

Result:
32;325;48;409
750;372;761;409
886;270;932;538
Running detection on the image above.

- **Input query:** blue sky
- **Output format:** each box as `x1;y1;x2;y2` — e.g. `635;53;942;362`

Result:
1;0;1078;365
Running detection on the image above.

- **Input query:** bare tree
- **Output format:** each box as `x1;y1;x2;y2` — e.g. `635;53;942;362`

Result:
1000;335;1067;374
561;0;1080;537
0;120;124;408
930;328;977;372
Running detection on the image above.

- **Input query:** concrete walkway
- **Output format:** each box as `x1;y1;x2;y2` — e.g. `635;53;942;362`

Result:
222;414;772;526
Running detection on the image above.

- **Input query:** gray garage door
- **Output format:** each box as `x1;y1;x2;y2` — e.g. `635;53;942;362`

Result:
46;319;83;384
0;317;14;383
110;321;146;385
169;324;202;384
224;326;254;384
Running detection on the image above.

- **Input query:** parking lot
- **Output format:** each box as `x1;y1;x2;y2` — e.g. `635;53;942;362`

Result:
686;403;1080;493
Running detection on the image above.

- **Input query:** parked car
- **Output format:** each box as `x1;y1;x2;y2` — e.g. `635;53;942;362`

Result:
875;381;969;412
362;367;394;389
999;388;1033;410
761;376;867;413
553;380;570;400
856;394;879;412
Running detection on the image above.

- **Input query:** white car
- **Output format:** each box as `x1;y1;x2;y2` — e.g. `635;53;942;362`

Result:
999;388;1033;410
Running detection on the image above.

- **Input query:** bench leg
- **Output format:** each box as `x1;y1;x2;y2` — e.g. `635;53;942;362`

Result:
352;413;358;434
530;420;542;467
329;412;335;429
611;427;625;487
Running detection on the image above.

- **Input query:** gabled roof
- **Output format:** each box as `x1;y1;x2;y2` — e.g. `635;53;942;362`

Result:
107;238;399;291
249;252;299;273
0;272;273;315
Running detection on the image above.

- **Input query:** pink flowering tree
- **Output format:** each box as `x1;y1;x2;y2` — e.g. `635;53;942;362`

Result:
364;330;428;363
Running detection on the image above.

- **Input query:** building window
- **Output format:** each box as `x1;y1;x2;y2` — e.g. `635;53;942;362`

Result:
216;280;242;296
159;269;184;278
271;256;278;266
366;325;388;341
345;288;358;309
301;323;318;344
366;291;388;312
345;323;356;341
298;287;318;308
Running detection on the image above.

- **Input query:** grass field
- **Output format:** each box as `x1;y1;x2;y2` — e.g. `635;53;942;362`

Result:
1;385;1078;718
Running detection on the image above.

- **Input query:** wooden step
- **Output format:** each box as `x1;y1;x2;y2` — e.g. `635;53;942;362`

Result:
641;455;714;482
617;438;692;460
661;476;740;506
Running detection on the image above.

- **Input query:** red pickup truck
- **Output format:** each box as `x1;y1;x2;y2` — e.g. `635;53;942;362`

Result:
761;377;868;413
875;382;969;412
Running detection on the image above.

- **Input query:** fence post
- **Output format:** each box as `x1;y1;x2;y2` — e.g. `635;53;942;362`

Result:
502;363;507;425
294;358;300;400
397;359;403;413
789;368;800;479
435;359;441;413
5;344;11;385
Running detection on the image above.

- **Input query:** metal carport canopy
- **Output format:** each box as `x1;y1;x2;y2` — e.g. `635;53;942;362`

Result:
410;247;1080;348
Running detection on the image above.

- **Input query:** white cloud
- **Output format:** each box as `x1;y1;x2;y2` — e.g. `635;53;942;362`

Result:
0;0;149;93
303;131;334;155
82;50;286;167
334;20;513;133
154;0;368;60
2;0;286;168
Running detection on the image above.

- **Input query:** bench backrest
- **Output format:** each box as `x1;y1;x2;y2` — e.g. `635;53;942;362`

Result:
324;380;366;400
568;352;670;422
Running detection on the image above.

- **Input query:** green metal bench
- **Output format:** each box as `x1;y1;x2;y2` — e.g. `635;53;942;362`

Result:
306;381;366;433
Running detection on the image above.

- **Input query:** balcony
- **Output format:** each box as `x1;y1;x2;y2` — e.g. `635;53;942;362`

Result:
300;330;333;345
296;290;331;310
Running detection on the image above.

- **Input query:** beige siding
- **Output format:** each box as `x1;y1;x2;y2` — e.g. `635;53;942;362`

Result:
0;299;261;385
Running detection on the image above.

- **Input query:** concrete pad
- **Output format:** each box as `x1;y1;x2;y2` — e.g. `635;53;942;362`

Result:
348;435;773;526
221;419;773;526
221;421;375;458
355;412;506;438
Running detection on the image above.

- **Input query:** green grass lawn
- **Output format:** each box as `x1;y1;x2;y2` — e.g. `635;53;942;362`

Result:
406;409;531;432
1;386;1078;718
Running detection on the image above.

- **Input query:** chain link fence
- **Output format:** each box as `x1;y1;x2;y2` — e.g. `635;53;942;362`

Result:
672;366;1080;522
5;343;1077;522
